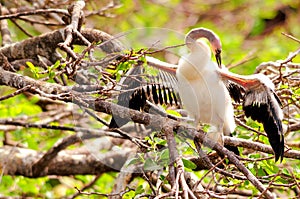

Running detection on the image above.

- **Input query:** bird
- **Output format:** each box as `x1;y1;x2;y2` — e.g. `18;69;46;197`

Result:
176;28;236;148
176;27;284;162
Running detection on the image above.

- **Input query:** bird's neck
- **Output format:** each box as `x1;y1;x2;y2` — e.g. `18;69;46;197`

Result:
177;40;215;81
177;53;210;81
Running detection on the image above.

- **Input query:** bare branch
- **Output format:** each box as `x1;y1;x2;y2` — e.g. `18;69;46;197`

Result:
224;136;300;159
31;134;82;176
0;5;12;46
0;85;31;101
0;145;131;177
0;9;69;20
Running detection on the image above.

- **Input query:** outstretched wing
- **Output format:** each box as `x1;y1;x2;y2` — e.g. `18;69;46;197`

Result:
109;64;181;128
224;77;284;162
243;88;284;162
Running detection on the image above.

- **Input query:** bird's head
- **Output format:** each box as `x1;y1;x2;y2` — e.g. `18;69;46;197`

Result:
185;28;223;68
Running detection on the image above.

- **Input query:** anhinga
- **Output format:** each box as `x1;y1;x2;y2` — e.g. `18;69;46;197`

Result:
110;27;284;162
176;28;284;162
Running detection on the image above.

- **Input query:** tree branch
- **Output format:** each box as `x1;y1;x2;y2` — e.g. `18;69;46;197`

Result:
0;28;123;66
224;136;300;159
193;133;276;199
0;145;131;177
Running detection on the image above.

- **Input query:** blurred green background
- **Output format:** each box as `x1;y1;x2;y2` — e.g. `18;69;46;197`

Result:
88;0;300;74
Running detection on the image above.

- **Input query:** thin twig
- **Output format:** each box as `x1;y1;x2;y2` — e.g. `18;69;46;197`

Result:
281;32;300;44
70;175;102;199
0;85;31;101
0;9;69;20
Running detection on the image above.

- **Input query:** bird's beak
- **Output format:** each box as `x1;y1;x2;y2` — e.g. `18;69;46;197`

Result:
215;49;222;68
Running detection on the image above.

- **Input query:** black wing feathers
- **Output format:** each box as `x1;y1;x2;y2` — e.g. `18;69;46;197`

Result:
109;66;181;128
264;91;284;162
225;81;245;103
233;84;284;162
225;78;284;161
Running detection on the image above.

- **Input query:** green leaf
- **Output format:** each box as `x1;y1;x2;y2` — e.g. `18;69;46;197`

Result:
144;158;161;171
154;137;167;146
26;61;35;71
282;168;290;176
26;61;39;78
47;60;60;78
135;185;144;195
248;153;261;159
182;158;197;170
157;149;169;167
159;175;165;181
262;160;279;174
159;148;169;161
122;190;135;199
52;60;61;69
257;168;266;176
221;178;229;184
116;62;129;71
126;157;142;166
244;180;250;186
49;70;55;79
277;177;288;184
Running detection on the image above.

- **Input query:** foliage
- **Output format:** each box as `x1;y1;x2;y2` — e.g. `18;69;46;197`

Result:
0;0;299;198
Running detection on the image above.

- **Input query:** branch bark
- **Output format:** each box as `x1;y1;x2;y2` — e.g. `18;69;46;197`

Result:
0;28;123;67
0;145;131;177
